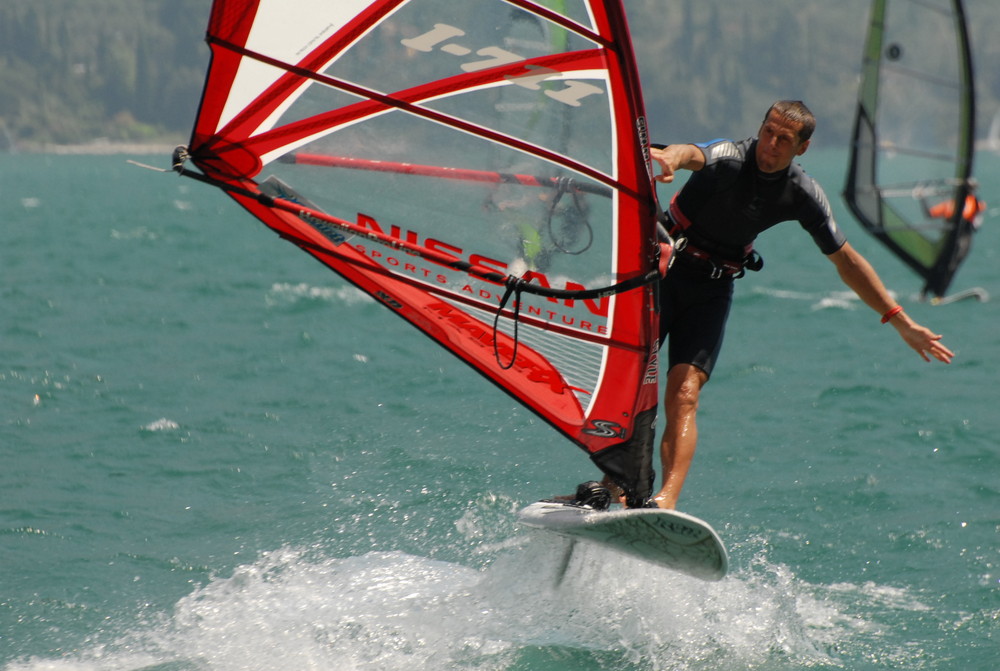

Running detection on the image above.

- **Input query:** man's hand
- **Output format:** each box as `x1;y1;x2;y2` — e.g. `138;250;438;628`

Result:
650;146;678;183
890;315;955;364
650;144;705;183
827;243;955;365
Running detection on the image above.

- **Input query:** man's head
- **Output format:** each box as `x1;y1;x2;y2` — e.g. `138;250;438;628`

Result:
755;100;815;173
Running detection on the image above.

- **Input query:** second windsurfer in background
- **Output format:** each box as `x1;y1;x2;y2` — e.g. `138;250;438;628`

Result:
920;185;987;300
643;100;954;510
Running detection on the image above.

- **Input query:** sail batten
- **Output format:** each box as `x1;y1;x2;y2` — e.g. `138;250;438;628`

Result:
178;0;661;503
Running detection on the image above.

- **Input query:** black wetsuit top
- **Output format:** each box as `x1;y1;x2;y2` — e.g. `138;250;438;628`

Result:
668;137;846;262
658;137;846;377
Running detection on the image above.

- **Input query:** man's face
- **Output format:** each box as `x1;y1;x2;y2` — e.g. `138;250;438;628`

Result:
755;111;810;173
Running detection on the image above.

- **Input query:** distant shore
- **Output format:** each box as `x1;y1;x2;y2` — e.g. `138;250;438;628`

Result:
14;138;184;155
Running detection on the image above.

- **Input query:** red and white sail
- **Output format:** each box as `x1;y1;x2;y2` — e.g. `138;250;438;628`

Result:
179;0;662;502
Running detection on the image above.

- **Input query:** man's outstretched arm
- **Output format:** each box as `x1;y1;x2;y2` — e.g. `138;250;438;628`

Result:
827;242;954;363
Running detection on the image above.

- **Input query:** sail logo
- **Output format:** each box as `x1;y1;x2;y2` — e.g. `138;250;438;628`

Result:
643;349;658;386
299;211;348;246
352;212;609;319
375;291;403;310
402;24;604;108
637;116;652;178
583;420;626;440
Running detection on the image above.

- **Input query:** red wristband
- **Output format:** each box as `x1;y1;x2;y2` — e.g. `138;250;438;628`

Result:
881;305;903;324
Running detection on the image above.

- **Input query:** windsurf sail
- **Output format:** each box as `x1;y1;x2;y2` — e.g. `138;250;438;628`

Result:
844;0;979;300
174;0;664;504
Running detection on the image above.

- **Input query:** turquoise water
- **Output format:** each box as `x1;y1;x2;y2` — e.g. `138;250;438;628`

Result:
2;151;997;670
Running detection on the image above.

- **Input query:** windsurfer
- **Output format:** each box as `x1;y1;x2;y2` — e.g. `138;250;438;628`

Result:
921;187;986;230
917;184;987;301
643;100;954;510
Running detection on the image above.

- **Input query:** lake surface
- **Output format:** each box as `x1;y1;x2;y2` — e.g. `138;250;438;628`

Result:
2;150;997;670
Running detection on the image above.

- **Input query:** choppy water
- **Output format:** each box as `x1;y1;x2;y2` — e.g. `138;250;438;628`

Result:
2;151;998;670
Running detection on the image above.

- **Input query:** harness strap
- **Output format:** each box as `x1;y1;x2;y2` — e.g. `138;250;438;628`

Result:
677;241;746;279
666;193;762;279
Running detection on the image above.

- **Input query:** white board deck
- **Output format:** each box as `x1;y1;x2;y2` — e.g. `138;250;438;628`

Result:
518;500;728;581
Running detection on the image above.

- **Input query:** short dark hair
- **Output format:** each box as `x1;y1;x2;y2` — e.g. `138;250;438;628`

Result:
765;100;815;142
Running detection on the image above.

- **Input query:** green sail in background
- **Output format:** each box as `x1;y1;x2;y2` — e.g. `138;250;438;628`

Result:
844;0;980;300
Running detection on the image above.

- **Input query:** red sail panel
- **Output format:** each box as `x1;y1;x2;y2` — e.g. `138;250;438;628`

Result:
180;0;661;502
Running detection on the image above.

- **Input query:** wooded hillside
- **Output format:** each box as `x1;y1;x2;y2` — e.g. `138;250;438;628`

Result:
1;0;996;149
0;0;207;147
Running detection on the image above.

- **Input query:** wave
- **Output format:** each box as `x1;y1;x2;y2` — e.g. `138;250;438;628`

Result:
4;533;939;671
265;283;371;308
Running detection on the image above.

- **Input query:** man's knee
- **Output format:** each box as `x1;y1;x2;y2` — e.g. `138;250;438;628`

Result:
665;365;707;416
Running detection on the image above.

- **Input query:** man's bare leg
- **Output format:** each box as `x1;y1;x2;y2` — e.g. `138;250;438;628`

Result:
653;363;708;509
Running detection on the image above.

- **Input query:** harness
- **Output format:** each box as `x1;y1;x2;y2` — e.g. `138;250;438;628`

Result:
666;193;763;280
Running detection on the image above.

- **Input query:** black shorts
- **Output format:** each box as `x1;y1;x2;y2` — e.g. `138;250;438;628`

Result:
657;259;734;378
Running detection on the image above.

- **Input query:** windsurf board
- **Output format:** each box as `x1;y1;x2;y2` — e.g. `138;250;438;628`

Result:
518;500;728;581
